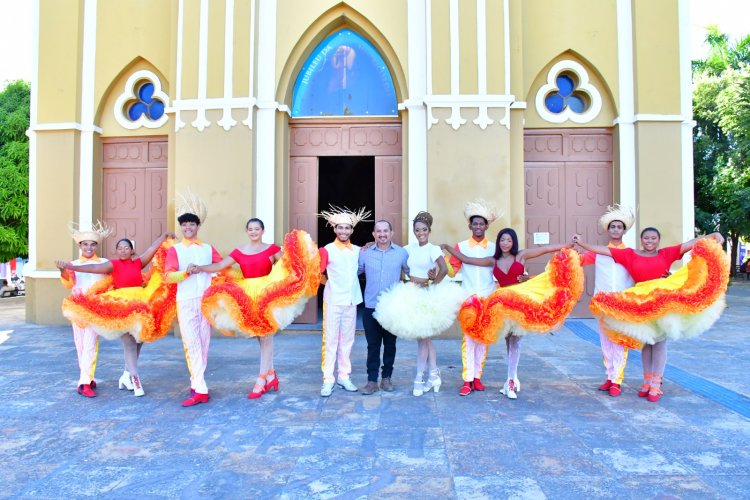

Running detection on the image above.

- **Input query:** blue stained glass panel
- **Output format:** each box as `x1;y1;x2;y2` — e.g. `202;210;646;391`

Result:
556;75;574;97
138;82;155;103
292;29;398;117
545;94;564;113
567;94;585;113
128;102;148;120
148;100;165;120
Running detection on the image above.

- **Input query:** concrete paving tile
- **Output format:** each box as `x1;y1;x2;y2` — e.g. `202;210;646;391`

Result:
698;474;750;499
453;475;546;500
536;475;624;499
616;474;718;498
371;426;445;450
591;445;690;475
369;474;454;498
374;448;451;477
280;470;373;499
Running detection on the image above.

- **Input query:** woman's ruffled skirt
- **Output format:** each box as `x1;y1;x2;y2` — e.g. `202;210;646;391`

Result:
590;238;729;347
373;281;467;340
459;248;584;344
61;242;177;342
201;230;320;338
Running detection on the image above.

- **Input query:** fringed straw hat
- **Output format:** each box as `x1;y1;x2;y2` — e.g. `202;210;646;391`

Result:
68;221;113;244
599;204;635;232
463;198;501;225
176;190;208;224
318;205;372;228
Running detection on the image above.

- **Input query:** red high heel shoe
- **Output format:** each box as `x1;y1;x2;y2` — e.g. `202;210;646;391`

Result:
247;374;268;399
265;370;279;393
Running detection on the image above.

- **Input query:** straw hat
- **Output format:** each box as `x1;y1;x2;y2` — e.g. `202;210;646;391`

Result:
68;221;113;244
176;191;208;224
318;205;372;227
599;204;635;232
463;198;501;224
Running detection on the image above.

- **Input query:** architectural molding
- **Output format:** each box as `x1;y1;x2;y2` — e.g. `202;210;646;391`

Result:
78;0;97;229
426;94;515;130
191;0;211;131
217;0;238;131
678;0;695;241
503;0;510;95
31;122;103;133
242;0;256;129
175;0;186;130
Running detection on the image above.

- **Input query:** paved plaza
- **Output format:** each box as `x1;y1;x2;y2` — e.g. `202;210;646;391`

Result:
0;282;748;499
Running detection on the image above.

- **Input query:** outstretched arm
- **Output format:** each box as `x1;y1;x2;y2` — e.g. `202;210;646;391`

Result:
679;232;724;255
571;234;612;257
195;255;237;274
440;244;494;267
58;260;114;275
137;232;175;268
517;242;573;265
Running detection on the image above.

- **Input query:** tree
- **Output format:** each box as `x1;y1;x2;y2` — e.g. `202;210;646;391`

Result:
693;28;750;275
0;80;30;261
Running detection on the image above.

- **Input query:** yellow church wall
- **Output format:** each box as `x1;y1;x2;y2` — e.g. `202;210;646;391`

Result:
521;0;619;114
427;111;511;246
36;0;83;124
632;0;681;114
431;0;450;95
635;122;684;242
92;0;172;119
486;0;506;95
232;0;252;98
206;0;226;99
458;0;478;95
170;110;255;254
179;0;201;100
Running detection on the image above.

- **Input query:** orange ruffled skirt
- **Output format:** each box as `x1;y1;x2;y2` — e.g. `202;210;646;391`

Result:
459;248;584;344
590;238;729;347
201;230;320;338
61;242;177;342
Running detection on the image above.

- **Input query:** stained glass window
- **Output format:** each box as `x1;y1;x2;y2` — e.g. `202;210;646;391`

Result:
292;29;398;117
544;73;590;115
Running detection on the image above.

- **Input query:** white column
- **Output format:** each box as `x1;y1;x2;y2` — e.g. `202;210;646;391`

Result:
242;0;256;128
255;0;277;237
217;0;237;130
616;0;637;247
192;0;210;130
78;0;98;228
27;0;40;273
678;0;695;241
175;0;186;130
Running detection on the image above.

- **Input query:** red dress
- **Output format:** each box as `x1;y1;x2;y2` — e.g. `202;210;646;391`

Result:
111;258;143;289
609;245;682;283
493;260;525;288
230;244;281;278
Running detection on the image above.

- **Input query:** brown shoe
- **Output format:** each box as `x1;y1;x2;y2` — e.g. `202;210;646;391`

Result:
361;381;379;395
380;377;394;392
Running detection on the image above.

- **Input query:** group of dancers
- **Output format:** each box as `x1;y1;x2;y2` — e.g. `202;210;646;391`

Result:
56;195;729;406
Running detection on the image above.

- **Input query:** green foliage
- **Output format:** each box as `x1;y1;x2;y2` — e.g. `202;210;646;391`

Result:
0;80;30;261
693;29;750;272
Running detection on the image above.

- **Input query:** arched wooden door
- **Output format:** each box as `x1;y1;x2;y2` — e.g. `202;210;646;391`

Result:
524;129;613;317
290;119;403;323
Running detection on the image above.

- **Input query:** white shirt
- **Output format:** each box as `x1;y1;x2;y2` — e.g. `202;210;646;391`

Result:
406;243;443;280
70;257;109;292
323;242;363;306
456;239;495;297
174;243;215;301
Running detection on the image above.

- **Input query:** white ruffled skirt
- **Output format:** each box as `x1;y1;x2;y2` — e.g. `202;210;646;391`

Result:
373;281;467;340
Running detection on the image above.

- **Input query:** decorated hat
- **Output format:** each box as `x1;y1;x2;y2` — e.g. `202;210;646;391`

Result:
599;204;635;232
176;190;208;224
318;205;372;228
463;198;501;225
68;220;113;244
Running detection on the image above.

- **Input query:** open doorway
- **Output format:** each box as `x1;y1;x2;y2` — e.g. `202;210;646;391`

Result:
317;156;375;247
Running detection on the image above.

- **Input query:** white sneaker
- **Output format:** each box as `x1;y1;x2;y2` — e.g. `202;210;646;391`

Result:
118;370;134;390
321;382;335;397
337;378;358;392
500;378;518;400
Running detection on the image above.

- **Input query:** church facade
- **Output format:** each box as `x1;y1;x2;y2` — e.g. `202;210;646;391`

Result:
27;0;694;323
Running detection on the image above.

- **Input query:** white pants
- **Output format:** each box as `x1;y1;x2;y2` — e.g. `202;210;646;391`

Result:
321;303;356;383
177;297;211;394
599;325;628;384
461;333;488;382
72;324;99;386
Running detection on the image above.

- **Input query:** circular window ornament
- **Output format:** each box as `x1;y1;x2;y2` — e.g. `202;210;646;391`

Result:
535;60;601;124
114;70;170;130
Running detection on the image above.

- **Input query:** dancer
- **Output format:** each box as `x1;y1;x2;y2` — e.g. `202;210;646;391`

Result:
196;218;319;399
579;205;636;397
573;229;726;402
318;205;371;397
165;193;222;407
374;212;466;396
58;232;173;397
56;222;112;398
357;220;409;395
445;199;499;396
444;228;571;399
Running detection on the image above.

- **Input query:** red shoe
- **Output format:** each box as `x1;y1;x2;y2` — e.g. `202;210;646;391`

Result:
90;379;97;389
638;373;654;397
189;388;210;400
182;393;209;407
472;378;485;391
77;384;96;398
265;371;279;393
647;388;663;402
598;380;612;391
248;375;268;399
459;382;473;396
608;383;621;397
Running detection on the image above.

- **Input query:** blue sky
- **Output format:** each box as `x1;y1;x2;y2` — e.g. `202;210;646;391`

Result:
1;0;748;88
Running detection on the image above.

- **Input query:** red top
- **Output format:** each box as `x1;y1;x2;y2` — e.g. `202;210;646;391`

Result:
111;258;143;289
493;260;525;287
609;244;683;283
230;244;281;278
